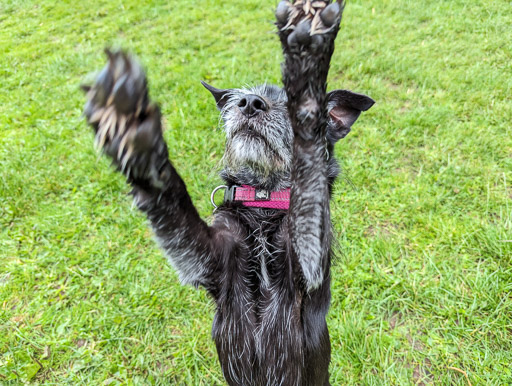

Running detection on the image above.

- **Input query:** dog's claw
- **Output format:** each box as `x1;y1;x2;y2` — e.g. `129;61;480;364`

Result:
117;126;135;163
84;99;96;121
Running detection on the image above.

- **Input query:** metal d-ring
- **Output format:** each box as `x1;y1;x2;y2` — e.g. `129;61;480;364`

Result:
210;185;228;209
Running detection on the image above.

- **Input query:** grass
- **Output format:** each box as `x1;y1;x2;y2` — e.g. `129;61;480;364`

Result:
0;0;511;384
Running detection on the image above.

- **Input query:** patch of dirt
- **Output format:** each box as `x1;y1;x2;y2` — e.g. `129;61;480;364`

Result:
389;311;402;330
407;333;426;351
413;358;433;385
364;222;398;238
10;314;26;324
400;101;412;113
156;360;170;373
391;316;434;385
0;273;11;286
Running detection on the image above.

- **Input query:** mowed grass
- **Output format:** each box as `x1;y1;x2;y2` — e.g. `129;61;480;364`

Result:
0;0;511;384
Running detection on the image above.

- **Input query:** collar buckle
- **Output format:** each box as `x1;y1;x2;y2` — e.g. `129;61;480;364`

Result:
224;185;239;202
210;185;240;209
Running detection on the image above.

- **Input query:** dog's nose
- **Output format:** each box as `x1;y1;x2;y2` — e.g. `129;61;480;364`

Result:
238;95;268;117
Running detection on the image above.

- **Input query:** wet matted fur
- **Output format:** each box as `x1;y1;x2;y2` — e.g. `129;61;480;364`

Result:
82;1;374;384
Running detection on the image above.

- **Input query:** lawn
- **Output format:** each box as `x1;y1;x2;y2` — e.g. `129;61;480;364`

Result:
0;0;511;384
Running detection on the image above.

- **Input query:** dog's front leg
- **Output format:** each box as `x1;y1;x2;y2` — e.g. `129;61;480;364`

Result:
277;1;345;291
82;50;220;289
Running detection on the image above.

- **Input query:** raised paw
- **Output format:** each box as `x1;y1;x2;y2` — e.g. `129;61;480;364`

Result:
276;0;344;54
82;49;169;188
276;0;345;140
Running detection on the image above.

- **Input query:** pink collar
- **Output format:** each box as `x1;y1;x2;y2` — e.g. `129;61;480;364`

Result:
211;185;290;210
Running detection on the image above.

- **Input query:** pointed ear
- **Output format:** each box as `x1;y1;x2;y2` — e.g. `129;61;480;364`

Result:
326;90;375;143
201;81;231;110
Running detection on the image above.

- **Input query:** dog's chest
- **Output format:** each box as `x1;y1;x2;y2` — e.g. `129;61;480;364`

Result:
220;208;301;322
249;223;285;287
213;227;304;383
214;205;300;313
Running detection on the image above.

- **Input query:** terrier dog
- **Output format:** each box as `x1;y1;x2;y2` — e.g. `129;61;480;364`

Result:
82;1;373;384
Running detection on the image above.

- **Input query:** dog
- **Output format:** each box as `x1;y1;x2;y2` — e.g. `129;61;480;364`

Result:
82;1;373;384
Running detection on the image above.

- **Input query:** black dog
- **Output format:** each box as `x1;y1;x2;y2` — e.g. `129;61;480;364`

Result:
82;1;373;384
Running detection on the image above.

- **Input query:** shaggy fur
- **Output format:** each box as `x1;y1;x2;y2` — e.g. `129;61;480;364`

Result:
82;1;374;384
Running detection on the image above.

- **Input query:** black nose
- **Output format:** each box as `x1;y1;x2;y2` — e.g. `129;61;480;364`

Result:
238;95;268;117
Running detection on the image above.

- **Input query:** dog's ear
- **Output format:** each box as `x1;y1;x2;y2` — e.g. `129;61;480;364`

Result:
201;81;231;110
326;90;375;143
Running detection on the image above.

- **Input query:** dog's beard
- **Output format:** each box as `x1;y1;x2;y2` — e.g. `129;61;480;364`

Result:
223;130;289;176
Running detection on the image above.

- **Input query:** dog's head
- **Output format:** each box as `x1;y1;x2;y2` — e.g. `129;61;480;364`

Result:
202;81;374;189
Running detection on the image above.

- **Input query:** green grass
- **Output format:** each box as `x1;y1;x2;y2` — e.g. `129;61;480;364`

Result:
1;0;511;384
